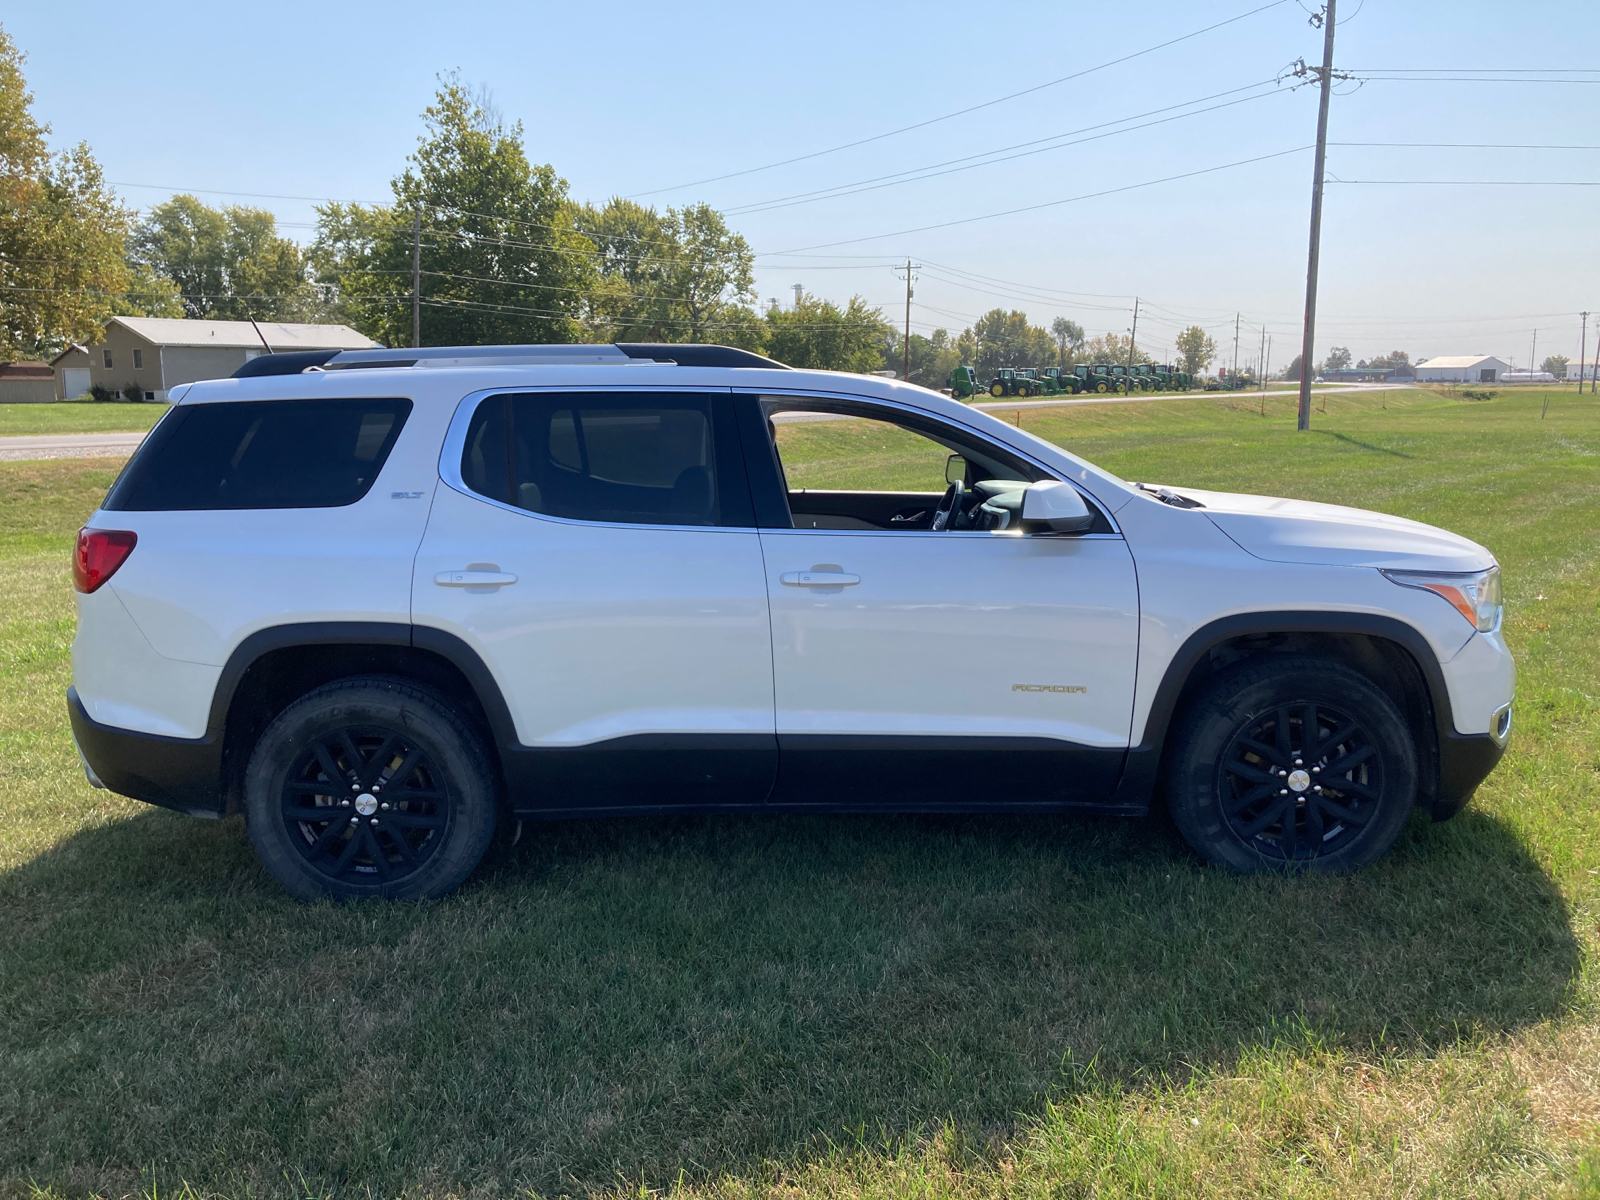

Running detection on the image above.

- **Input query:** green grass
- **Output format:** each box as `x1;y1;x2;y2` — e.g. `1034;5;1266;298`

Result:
3;388;1600;1198
0;401;167;437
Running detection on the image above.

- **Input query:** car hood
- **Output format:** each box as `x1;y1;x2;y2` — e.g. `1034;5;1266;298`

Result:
1161;487;1495;572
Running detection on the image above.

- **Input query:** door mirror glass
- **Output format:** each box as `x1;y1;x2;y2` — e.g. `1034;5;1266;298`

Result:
1020;480;1094;534
945;454;967;485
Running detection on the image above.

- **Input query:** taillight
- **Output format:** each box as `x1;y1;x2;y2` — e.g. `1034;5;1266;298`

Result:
73;528;137;593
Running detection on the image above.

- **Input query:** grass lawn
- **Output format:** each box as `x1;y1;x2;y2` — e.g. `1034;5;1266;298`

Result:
3;388;1599;1198
0;401;168;438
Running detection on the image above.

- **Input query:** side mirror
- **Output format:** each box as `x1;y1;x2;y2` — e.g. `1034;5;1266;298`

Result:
1021;480;1095;534
945;454;967;485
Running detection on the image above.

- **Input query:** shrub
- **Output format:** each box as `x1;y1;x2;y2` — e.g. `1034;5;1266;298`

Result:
88;383;115;403
122;380;147;402
1461;388;1498;402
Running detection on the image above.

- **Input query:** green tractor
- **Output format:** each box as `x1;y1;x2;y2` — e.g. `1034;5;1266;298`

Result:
947;365;982;399
987;368;1040;399
1073;364;1114;394
1041;366;1080;395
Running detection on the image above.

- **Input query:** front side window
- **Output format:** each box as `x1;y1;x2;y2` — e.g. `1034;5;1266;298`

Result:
760;397;1045;532
105;398;411;511
459;392;744;527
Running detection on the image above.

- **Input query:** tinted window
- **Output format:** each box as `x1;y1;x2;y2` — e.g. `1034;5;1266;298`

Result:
461;393;745;527
105;398;411;511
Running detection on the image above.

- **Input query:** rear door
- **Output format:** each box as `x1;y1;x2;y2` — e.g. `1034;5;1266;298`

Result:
412;389;777;812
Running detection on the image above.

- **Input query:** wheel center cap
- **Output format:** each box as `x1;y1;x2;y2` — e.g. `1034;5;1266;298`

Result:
354;792;378;816
1287;769;1311;793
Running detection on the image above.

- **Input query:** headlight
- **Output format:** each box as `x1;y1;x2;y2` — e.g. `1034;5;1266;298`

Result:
1382;565;1502;632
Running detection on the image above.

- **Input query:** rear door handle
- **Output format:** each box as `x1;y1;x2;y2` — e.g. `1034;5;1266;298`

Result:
434;570;517;587
780;570;861;587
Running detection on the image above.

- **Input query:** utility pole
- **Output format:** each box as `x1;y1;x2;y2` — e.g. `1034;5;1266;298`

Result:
1530;328;1537;377
411;209;421;349
896;259;919;380
1296;0;1338;431
1258;325;1267;398
1581;311;1590;394
1126;298;1141;390
1233;312;1241;380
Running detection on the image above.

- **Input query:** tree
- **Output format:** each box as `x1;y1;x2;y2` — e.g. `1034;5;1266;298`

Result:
969;309;1055;373
1175;325;1218;375
882;327;962;384
1364;350;1410;370
1082;332;1151;367
1283;353;1305;381
1324;346;1353;371
1050;317;1085;367
0;26;151;357
764;293;889;372
311;75;595;346
1542;354;1569;378
133;194;316;321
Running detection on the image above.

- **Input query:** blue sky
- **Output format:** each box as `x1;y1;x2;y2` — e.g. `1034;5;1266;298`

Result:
9;1;1598;367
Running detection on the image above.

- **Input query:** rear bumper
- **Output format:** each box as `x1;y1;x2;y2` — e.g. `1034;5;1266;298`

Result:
67;687;223;817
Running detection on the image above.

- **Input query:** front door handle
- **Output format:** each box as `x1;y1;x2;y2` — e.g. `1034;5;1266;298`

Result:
780;570;861;587
435;570;517;588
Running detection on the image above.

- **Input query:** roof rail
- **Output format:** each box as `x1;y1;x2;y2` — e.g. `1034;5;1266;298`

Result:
231;342;788;378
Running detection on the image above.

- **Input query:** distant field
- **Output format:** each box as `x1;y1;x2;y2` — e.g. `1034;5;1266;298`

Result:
2;386;1598;1199
0;401;168;437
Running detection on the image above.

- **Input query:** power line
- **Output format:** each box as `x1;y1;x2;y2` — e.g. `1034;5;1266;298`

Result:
768;146;1312;255
724;79;1291;216
1332;141;1600;150
625;0;1293;198
1329;178;1600;186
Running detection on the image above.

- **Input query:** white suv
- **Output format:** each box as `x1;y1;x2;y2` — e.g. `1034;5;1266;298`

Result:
68;343;1515;899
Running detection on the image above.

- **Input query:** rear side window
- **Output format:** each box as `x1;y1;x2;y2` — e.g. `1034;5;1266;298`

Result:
105;399;411;511
459;392;751;527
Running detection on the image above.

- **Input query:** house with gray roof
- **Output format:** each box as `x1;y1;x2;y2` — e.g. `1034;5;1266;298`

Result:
79;317;379;401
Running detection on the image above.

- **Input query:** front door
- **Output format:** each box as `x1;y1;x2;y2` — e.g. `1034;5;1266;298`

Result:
413;389;776;812
743;393;1140;808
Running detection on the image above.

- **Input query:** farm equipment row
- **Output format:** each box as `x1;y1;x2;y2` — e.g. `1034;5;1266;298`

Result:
947;363;1197;399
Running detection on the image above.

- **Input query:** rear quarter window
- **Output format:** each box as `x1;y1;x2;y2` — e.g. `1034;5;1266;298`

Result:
104;398;411;511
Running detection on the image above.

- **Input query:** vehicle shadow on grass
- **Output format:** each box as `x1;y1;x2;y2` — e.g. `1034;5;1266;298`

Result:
0;802;1579;1196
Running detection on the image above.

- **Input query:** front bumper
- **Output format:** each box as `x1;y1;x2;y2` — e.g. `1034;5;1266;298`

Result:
67;687;224;817
1431;726;1507;822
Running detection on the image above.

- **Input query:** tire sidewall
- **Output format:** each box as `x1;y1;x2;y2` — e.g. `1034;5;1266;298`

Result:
244;680;497;901
1167;659;1418;873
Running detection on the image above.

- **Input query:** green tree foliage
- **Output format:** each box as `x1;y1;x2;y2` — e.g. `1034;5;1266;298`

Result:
1360;350;1411;371
1175;325;1218;375
1082;332;1151;367
1542;354;1569;378
312;76;595;346
0;25;149;357
576;197;756;344
881;327;962;385
1051;317;1086;367
969;309;1055;373
132;194;315;321
1283;353;1304;381
1324;346;1353;371
764;293;889;372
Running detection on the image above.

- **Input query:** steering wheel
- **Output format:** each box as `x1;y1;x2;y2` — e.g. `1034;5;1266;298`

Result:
931;480;965;531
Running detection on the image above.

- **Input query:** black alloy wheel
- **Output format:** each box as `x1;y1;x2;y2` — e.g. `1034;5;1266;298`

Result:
1215;700;1381;862
245;677;498;900
279;726;449;884
1167;656;1418;872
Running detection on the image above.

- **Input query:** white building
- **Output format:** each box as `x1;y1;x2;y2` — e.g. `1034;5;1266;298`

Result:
1565;359;1598;382
1413;355;1510;384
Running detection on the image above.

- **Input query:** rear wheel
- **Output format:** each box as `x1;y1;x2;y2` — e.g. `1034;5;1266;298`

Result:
1166;657;1417;872
244;677;498;900
989;382;1005;397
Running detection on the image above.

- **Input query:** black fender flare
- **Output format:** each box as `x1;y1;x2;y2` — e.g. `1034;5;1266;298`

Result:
1109;610;1495;816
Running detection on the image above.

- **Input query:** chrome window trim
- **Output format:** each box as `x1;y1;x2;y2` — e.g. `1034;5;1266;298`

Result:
742;386;1124;539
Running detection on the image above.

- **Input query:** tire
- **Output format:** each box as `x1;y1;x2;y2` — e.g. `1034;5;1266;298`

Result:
990;382;1005;397
1166;657;1417;873
244;677;498;900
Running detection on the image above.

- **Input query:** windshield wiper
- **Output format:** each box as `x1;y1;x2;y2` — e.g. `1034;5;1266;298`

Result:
1133;482;1204;509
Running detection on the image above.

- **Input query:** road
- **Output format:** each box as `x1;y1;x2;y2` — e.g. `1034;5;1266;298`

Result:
0;384;1408;458
0;431;149;462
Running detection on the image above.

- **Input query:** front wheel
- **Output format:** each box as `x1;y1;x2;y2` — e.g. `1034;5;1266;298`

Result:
244;677;499;900
989;382;1005;397
1166;657;1417;872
